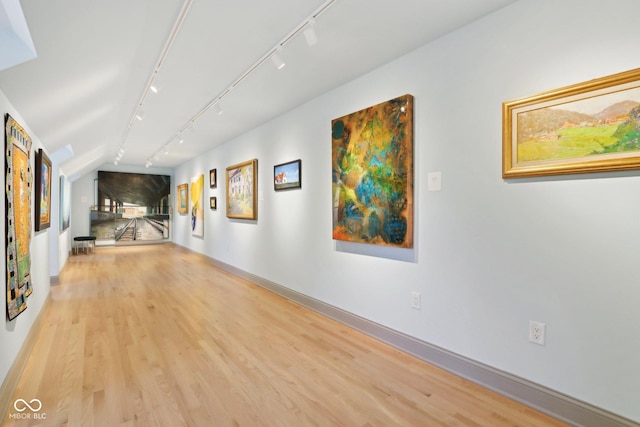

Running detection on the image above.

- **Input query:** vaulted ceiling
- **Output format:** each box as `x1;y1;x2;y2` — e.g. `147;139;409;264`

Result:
0;0;516;180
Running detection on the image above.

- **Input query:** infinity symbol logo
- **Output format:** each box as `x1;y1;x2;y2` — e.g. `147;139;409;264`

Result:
14;398;42;412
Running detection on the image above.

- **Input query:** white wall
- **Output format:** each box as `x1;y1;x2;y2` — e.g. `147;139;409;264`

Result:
0;90;52;389
173;0;640;421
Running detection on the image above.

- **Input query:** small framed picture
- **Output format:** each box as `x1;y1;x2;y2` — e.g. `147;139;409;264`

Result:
273;159;301;191
210;196;217;210
209;168;217;188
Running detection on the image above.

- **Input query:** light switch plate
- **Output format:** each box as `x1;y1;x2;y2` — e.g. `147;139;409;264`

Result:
427;171;442;191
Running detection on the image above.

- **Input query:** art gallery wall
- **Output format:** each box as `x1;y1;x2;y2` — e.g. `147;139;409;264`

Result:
173;0;640;422
0;89;52;393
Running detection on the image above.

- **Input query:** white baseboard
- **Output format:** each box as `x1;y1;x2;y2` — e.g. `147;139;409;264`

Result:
183;246;637;427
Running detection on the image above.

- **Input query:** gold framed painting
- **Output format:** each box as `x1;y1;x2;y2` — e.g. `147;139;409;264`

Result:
226;159;257;220
177;183;188;214
503;67;640;178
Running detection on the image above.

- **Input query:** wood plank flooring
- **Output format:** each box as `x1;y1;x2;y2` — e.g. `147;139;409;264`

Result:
2;244;567;426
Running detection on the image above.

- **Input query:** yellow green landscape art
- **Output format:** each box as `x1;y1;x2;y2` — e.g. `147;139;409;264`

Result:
517;87;640;163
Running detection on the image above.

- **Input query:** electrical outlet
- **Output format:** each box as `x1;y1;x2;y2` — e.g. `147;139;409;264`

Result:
529;321;546;345
411;291;421;310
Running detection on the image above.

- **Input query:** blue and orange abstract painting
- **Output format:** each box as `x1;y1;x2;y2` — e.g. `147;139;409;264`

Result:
331;94;414;248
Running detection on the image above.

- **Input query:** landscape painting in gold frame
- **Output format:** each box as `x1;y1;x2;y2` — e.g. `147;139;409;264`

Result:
503;68;640;178
177;183;188;214
226;159;257;220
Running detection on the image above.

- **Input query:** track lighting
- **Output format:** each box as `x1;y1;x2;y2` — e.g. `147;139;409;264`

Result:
136;110;144;121
271;50;286;70
214;103;223;116
304;21;318;46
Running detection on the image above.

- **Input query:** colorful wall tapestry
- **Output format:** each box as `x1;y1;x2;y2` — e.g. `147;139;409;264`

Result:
331;94;414;248
191;174;204;237
5;114;33;320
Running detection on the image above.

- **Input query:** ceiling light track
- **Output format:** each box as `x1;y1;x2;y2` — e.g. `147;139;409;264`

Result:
147;0;337;164
114;0;194;165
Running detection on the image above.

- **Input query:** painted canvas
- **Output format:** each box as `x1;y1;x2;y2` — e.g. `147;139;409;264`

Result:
226;159;257;220
60;175;70;231
35;149;52;231
5;114;33;320
94;171;171;242
177;183;188;214
503;68;640;177
331;94;414;248
191;174;204;237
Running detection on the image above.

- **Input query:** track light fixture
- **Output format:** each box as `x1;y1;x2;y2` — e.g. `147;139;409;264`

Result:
271;49;286;70
304;20;318;46
143;0;336;166
136;110;144;121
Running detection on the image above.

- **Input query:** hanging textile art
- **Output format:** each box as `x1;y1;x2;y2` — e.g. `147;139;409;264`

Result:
5;114;33;320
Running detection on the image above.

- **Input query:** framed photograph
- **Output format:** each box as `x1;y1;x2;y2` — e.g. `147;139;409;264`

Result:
274;159;301;191
34;148;52;231
209;168;217;188
332;94;414;248
177;183;188;214
503;67;640;178
226;159;257;220
210;196;217;209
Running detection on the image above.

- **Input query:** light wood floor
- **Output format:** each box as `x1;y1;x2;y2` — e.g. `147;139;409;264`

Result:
2;244;567;426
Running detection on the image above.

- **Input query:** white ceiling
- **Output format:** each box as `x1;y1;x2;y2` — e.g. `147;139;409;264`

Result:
0;0;516;178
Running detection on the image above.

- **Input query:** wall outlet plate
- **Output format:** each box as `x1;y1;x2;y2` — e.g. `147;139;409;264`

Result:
411;291;421;310
529;320;546;345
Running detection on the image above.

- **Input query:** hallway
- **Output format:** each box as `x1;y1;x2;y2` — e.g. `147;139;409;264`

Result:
2;245;565;426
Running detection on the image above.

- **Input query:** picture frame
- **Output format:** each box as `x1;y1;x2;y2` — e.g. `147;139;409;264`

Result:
209;168;217;188
177;183;188;214
226;159;257;220
274;159;301;191
210;196;217;210
34;148;52;231
503;67;640;178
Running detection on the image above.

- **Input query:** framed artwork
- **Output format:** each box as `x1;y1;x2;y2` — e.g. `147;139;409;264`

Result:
226;159;257;220
210;196;217;210
503;67;640;178
191;174;204;237
177;183;188;214
209;168;217;188
5;114;33;320
34;148;52;231
60;175;70;231
95;171;171;241
274;159;301;191
331;94;414;248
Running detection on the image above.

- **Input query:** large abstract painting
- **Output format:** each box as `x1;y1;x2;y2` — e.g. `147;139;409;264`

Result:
191;174;204;237
5;114;32;320
332;94;414;248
